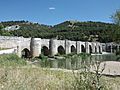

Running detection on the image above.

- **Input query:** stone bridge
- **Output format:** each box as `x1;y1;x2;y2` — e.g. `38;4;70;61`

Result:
0;36;120;58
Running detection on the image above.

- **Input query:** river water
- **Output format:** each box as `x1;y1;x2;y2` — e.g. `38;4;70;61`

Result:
39;54;119;70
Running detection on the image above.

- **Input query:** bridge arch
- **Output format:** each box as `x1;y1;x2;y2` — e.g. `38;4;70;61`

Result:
95;46;97;53
41;46;50;56
71;45;76;53
106;45;111;52
98;45;101;53
89;45;92;53
58;45;65;55
81;44;86;53
21;48;31;58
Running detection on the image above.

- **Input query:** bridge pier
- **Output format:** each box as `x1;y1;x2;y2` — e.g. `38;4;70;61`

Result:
76;41;81;54
65;40;71;54
85;42;89;54
17;42;22;58
92;43;96;53
50;39;58;56
30;38;41;57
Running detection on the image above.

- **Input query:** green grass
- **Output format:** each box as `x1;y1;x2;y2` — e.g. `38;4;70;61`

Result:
0;54;27;67
0;48;9;50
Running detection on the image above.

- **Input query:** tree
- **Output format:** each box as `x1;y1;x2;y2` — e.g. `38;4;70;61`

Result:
112;9;120;25
111;10;120;42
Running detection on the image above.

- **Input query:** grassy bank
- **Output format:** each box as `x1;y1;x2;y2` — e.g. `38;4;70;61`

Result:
0;67;75;90
0;54;27;67
0;54;120;90
0;67;119;90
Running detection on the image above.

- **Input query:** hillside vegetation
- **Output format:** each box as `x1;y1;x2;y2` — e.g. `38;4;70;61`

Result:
0;20;119;43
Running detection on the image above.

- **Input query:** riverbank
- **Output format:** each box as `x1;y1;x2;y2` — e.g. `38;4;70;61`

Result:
0;66;119;90
0;54;120;90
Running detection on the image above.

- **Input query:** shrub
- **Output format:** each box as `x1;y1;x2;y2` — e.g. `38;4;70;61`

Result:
0;54;27;67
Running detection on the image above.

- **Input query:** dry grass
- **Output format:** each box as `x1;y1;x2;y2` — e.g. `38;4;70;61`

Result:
0;54;120;90
102;76;120;90
0;66;120;90
0;66;75;90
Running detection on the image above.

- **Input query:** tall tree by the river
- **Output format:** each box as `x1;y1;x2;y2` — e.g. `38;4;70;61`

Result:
111;9;120;43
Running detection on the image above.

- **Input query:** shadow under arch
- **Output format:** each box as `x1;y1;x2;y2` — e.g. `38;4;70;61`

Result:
95;46;97;53
81;45;86;53
106;45;111;52
98;46;101;53
41;46;50;56
22;48;31;58
71;45;76;53
58;45;65;55
89;45;92;53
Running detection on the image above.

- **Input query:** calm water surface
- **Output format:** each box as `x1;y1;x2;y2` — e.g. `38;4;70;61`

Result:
39;54;118;70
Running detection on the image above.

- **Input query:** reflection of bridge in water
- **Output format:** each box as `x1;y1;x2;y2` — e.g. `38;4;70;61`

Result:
41;55;117;70
0;36;120;58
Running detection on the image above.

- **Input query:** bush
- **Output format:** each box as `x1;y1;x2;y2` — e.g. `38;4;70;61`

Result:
0;54;27;67
72;60;106;90
39;54;48;60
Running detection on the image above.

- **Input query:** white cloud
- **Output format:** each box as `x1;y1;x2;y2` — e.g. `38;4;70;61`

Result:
49;7;56;10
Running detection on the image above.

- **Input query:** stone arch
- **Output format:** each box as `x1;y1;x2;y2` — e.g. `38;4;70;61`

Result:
71;45;76;53
22;48;31;58
98;46;101;53
81;45;86;53
106;45;111;52
95;46;97;53
58;45;65;55
113;45;117;53
41;46;50;56
89;45;92;53
102;45;106;52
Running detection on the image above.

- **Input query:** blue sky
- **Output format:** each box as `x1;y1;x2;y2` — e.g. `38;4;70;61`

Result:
0;0;120;25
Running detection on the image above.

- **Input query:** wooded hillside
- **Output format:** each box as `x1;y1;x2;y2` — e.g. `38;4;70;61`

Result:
0;20;119;43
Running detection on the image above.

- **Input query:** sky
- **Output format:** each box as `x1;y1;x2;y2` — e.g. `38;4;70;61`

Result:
0;0;120;25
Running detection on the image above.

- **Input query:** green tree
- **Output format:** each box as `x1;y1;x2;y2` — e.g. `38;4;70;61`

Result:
111;10;120;42
112;9;120;25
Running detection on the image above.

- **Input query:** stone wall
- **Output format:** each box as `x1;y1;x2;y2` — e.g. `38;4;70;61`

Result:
0;36;30;48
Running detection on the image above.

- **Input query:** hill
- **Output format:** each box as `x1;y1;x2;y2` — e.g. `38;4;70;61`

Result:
52;21;116;42
0;20;118;43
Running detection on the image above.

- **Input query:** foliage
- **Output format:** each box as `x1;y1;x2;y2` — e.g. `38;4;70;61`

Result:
111;9;120;42
72;60;106;90
0;20;118;43
39;54;48;60
0;54;27;67
111;9;120;26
